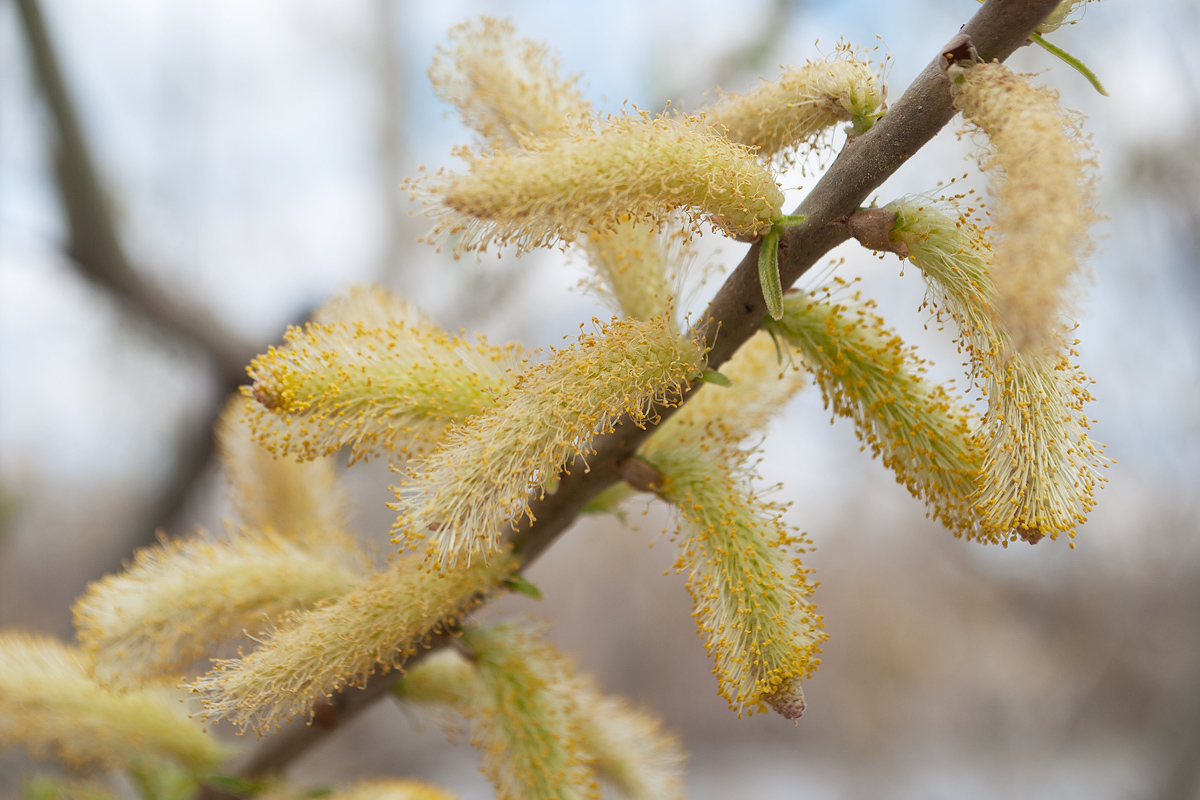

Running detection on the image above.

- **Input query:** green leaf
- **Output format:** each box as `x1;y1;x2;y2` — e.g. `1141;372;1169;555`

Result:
758;230;784;321
1029;32;1108;96
503;574;543;600
697;369;732;387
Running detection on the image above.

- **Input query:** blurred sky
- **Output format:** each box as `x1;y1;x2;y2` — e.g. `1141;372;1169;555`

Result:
2;1;1200;798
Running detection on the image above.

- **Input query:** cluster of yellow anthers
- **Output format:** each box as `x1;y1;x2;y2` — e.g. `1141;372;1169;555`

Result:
399;624;685;800
636;333;821;719
429;17;594;149
950;60;1096;356
0;632;224;772
246;286;526;464
703;44;885;166
397;313;705;567
190;549;514;734
765;284;982;538
888;198;1108;545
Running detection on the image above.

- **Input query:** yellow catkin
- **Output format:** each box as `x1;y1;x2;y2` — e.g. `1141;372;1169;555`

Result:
73;527;365;691
217;396;352;545
638;433;823;719
0;632;223;771
583;220;682;323
705;47;885;165
889;198;1109;544
459;625;597;800
190;549;515;734
412;113;784;256
396;315;705;567
429;17;594;149
574;687;685;800
399;644;685;800
766;284;983;536
324;779;463;800
952;61;1096;355
245;288;525;465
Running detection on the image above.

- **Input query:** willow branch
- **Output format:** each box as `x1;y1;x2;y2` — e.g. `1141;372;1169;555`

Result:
199;0;1061;791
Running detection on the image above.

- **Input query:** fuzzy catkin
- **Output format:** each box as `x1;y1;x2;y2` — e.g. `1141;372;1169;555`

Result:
583;220;681;323
952;62;1095;356
245;291;525;465
888;197;1109;543
413;113;784;255
706;49;884;164
74;528;364;690
429;17;593;149
768;285;982;537
217;396;351;545
322;780;463;800
396;314;704;567
399;645;685;800
0;632;223;771
461;626;598;800
191;550;514;734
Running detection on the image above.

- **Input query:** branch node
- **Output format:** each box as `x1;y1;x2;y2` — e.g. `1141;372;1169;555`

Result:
613;456;663;493
842;208;909;258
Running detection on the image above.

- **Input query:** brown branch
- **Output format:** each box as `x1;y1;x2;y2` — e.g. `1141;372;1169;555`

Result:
196;0;1061;792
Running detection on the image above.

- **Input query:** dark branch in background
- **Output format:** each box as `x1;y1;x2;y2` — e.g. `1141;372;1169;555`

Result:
198;0;1060;792
14;0;259;568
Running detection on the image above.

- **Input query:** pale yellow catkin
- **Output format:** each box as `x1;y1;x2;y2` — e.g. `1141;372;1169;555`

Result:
888;197;1109;544
952;61;1096;356
639;434;823;719
0;632;223;771
412;113;784;256
705;48;885;165
217;396;352;546
459;625;598;800
245;289;525;465
767;284;982;537
191;550;515;734
399;645;685;800
429;17;594;149
582;220;681;323
325;780;463;800
73;527;364;691
396;314;705;567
